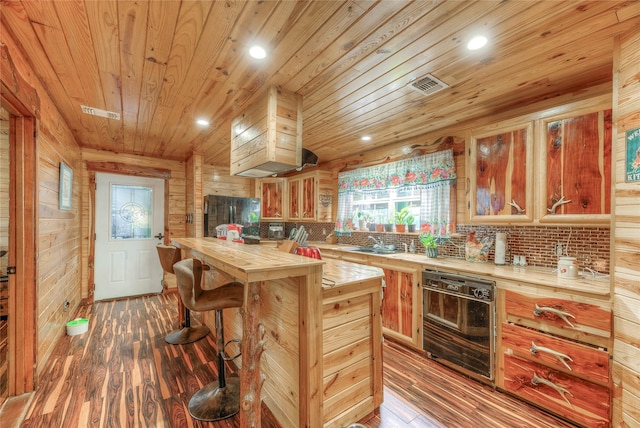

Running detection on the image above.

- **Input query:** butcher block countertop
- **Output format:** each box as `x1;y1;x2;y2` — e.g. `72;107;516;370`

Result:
321;258;384;289
312;242;611;297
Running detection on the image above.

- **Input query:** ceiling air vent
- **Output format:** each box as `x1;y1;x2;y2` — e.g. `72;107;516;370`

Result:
81;105;120;120
408;74;448;96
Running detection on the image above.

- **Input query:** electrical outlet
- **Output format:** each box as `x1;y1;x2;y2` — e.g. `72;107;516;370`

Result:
555;242;563;256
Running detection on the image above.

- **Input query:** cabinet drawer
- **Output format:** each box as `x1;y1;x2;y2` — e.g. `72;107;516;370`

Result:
502;323;609;385
504;355;610;427
504;290;611;344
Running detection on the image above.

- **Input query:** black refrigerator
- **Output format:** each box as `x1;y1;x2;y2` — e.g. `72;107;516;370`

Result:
203;195;261;239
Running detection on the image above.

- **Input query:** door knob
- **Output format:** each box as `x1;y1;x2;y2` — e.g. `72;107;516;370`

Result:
154;233;164;240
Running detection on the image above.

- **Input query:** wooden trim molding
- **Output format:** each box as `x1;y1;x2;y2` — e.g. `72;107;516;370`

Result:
1;43;40;397
6;113;38;396
85;161;171;179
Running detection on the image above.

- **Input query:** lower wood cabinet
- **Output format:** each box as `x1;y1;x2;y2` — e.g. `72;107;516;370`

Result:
371;262;421;350
500;289;612;427
319;248;422;350
503;354;610;427
502;323;609;384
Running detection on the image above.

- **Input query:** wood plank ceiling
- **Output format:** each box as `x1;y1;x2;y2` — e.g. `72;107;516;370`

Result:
1;0;639;168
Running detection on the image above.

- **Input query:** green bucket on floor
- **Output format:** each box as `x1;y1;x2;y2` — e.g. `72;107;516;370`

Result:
66;318;89;336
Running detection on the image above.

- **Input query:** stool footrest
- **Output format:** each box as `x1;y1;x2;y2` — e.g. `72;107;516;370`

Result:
164;325;209;345
223;338;242;361
188;376;240;421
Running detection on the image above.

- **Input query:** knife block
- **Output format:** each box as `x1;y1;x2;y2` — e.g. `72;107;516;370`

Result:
278;240;299;254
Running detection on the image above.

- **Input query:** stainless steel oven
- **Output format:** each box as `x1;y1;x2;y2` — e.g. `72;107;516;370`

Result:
422;269;495;383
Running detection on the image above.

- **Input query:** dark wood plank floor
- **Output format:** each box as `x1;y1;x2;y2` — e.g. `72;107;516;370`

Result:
9;294;575;427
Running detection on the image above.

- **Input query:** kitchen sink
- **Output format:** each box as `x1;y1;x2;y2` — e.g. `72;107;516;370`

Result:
345;247;397;254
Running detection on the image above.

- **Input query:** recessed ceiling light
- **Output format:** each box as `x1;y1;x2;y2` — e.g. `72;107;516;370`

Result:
361;136;371;141
249;45;266;59
196;119;209;126
467;35;488;50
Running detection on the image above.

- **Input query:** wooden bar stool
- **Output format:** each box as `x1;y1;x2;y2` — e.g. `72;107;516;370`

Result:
156;245;210;344
173;258;244;421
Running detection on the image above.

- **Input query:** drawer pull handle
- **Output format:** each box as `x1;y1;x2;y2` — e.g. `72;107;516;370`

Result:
533;304;576;328
531;372;573;405
530;341;573;371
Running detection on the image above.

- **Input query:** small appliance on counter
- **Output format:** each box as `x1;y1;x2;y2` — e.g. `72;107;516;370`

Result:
557;256;579;279
268;223;284;240
294;246;322;260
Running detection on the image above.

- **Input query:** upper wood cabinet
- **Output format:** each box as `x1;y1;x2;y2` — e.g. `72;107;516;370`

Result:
536;107;612;225
468;97;612;225
258;178;285;220
469;121;534;223
257;170;334;222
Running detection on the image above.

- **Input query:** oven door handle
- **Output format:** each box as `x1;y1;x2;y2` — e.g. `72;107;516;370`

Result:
440;279;465;291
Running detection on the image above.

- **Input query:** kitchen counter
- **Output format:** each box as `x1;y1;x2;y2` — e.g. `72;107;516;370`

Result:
171;237;383;428
313;242;611;297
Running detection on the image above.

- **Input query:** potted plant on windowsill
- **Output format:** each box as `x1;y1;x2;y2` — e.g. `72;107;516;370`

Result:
406;212;416;233
394;206;411;233
419;231;438;258
383;217;394;232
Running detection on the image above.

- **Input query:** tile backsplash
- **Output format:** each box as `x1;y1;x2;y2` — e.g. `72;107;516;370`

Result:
260;222;610;273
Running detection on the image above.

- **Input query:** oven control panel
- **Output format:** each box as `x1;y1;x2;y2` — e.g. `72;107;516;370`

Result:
422;270;494;301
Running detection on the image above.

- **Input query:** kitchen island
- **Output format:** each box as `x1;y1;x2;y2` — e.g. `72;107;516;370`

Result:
171;238;384;427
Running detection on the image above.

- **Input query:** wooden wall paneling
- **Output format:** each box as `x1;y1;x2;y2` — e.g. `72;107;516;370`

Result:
201;165;254;198
35;131;82;378
612;26;640;428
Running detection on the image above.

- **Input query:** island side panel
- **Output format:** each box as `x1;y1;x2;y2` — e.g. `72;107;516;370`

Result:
321;278;384;427
298;265;325;427
221;276;302;428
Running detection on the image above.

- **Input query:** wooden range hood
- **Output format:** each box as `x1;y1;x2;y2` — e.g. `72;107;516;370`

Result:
230;86;309;178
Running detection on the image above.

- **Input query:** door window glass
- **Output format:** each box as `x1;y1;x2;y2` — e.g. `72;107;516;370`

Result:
111;184;153;239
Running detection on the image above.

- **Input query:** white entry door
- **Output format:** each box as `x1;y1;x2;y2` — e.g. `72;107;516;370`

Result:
94;173;164;301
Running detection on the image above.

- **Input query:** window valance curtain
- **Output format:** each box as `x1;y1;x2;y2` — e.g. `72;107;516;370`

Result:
337;149;456;194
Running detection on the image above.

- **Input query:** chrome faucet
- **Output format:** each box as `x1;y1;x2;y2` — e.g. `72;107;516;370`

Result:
368;235;384;248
